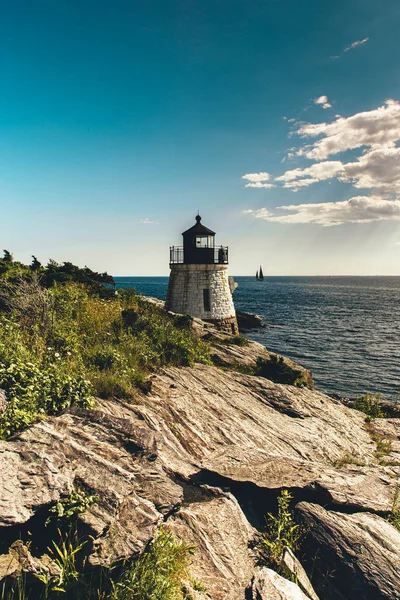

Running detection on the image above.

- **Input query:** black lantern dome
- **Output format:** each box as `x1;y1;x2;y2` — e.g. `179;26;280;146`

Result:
169;215;228;265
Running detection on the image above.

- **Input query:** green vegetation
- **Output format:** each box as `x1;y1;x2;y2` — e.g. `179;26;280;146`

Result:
331;452;366;468
258;490;303;581
353;393;385;419
2;527;199;600
112;528;196;600
223;334;249;347
0;256;210;439
387;485;400;531
237;354;311;388
46;490;99;526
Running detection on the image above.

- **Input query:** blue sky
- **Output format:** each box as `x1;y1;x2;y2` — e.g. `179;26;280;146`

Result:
1;0;400;274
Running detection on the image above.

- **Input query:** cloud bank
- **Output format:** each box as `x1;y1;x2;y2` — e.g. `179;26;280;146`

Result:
242;99;400;226
243;196;400;226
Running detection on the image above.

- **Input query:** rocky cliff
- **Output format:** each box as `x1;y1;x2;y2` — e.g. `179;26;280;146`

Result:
0;315;399;599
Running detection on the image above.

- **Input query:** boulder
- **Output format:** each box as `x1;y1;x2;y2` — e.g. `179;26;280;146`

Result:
295;502;400;600
236;311;266;331
251;567;311;599
167;486;255;600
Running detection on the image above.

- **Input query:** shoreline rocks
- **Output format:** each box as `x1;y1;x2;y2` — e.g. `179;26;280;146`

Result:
0;315;399;599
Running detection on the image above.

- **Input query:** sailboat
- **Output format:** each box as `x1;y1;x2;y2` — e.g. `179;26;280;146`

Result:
255;266;264;280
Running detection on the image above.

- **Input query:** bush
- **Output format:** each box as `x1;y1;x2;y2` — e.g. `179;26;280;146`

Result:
353;393;385;418
0;358;93;439
254;355;307;387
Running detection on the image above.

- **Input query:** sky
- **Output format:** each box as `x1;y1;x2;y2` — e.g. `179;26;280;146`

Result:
1;0;400;275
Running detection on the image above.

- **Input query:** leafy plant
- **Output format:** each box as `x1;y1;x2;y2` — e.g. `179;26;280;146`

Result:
258;490;303;580
0;359;93;439
46;489;98;526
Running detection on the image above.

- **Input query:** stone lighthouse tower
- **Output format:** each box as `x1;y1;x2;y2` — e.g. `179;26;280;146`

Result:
165;215;239;334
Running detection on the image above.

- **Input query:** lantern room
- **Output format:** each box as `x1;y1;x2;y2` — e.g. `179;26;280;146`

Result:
169;215;228;265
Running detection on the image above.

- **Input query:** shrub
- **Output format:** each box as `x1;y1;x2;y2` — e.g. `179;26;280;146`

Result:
354;393;385;418
225;334;249;347
0;359;93;439
254;355;307;387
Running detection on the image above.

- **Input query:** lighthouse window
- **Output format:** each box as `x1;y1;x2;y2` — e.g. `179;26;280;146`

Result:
196;236;214;248
203;289;211;311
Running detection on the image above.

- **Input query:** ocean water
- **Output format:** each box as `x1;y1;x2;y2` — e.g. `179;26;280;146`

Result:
114;276;400;400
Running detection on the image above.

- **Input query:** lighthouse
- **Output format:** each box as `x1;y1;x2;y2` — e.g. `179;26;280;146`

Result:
165;215;239;334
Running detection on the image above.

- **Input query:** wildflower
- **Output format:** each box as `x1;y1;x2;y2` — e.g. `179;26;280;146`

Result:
54;352;60;358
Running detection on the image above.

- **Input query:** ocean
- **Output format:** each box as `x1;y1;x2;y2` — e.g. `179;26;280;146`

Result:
114;276;400;401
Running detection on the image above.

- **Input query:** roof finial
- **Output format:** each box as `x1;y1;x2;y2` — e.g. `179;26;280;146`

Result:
195;212;201;223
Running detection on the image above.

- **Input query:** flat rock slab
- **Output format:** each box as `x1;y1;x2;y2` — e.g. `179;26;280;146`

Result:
137;365;397;512
296;502;400;600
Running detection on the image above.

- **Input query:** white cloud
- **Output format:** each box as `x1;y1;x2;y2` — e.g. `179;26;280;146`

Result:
140;218;159;224
295;100;400;160
314;95;332;109
275;147;400;193
243;196;400;227
242;172;271;182
345;37;369;52
341;146;400;191
275;161;344;190
242;208;274;219
242;172;275;188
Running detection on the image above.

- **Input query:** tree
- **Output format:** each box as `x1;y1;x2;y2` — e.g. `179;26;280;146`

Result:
2;250;13;263
30;255;42;271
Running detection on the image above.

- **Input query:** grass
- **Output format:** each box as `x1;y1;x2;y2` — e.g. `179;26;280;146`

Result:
0;281;210;439
331;453;367;468
1;528;199;600
111;528;196;600
257;490;303;582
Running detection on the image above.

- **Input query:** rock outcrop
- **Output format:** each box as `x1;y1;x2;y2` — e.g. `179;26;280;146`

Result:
0;329;399;598
296;502;400;600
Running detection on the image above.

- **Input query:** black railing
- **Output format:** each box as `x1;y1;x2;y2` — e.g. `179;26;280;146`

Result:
169;246;229;265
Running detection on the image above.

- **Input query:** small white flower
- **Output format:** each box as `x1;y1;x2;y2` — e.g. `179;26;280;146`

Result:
54;352;60;358
66;351;71;356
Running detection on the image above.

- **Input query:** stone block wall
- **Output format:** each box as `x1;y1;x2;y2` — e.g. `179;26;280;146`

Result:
166;264;238;333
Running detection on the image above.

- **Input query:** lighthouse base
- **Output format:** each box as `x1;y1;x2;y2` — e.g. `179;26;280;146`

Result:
205;315;239;335
165;263;239;334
